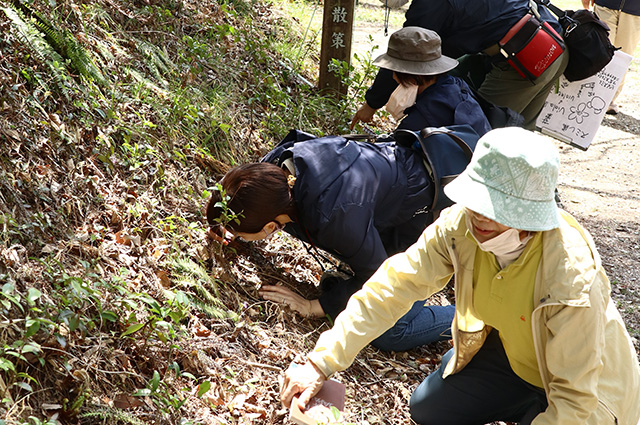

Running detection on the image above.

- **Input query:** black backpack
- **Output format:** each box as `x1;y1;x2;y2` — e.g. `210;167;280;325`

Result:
535;0;618;81
393;124;480;214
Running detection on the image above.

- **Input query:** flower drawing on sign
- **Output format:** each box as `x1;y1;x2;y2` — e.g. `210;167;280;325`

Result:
568;103;589;124
586;96;606;115
331;32;346;49
332;6;348;23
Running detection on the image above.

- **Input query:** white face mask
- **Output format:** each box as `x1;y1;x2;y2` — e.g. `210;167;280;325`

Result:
477;228;526;255
385;84;418;120
466;215;532;267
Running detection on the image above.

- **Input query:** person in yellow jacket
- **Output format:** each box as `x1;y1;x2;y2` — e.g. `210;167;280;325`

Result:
280;127;640;425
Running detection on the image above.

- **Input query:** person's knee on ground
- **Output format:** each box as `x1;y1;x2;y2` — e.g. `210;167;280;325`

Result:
409;349;454;424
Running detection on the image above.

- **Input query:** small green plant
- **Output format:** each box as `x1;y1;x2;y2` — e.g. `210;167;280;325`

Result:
210;183;243;231
0;282;44;397
79;406;148;425
3;0;107;102
333;43;381;132
132;365;198;420
120;292;191;343
170;256;235;320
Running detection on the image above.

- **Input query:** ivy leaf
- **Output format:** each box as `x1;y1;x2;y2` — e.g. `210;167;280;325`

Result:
197;381;211;397
121;323;145;337
26;288;42;304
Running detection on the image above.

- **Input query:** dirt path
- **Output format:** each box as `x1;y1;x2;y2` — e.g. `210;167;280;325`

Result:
554;90;640;339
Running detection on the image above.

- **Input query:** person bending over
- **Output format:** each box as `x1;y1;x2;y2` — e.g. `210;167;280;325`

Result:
207;134;454;351
352;26;491;137
351;0;568;130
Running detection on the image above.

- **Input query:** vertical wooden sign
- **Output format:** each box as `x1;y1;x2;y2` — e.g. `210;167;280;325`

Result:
319;0;355;96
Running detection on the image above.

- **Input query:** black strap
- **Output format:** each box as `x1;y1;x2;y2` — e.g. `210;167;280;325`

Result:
417;127;474;213
384;0;391;36
419;128;474;163
301;226;353;277
340;133;375;141
532;0;567;20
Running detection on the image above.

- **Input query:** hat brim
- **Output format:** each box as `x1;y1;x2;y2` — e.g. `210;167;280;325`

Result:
373;53;458;75
444;171;561;232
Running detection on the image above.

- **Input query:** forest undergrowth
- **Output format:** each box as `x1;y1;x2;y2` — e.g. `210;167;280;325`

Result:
2;1;638;425
0;0;440;423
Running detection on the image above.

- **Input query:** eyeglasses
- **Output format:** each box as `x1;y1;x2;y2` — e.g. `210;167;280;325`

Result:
208;221;283;244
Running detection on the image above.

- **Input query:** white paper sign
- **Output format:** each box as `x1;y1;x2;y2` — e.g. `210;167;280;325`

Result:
536;50;632;150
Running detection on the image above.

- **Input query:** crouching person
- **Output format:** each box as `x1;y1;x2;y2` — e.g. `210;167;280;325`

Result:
280;127;640;425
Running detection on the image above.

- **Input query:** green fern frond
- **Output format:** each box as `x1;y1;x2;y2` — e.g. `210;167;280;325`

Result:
135;39;174;86
128;68;169;98
63;32;107;85
9;0;107;85
175;274;219;304
2;6;72;99
91;37;116;63
79;406;148;425
10;0;61;47
187;294;232;319
169;257;234;319
171;257;210;280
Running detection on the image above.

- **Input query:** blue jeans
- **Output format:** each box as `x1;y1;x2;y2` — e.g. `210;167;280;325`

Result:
371;301;455;352
409;329;548;425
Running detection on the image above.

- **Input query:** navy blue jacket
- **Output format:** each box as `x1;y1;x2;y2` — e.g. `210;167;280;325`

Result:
595;0;640;16
396;75;491;136
366;0;562;109
262;135;433;318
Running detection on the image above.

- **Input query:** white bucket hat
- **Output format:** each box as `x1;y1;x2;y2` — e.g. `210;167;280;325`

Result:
444;127;561;231
373;27;459;76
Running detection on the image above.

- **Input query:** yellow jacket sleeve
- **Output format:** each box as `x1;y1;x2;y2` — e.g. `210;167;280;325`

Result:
308;206;461;378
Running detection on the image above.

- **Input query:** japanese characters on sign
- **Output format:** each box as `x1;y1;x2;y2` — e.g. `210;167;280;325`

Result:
332;6;348;23
536;50;632;150
319;1;354;94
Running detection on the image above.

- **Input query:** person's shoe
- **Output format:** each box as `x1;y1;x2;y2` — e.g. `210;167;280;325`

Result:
606;103;618;115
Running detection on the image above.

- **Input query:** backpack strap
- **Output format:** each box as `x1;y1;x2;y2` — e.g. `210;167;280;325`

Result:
419;127;474;164
394;125;480;215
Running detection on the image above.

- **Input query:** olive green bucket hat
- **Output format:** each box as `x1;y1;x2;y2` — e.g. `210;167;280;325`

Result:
373;27;459;75
444;127;561;231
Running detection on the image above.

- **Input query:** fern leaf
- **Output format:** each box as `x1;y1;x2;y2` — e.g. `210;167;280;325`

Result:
79;406;149;425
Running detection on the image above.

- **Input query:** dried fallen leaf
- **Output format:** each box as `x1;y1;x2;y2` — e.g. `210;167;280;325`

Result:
2;128;21;141
156;270;171;288
41;403;62;410
113;393;144;409
115;230;130;246
228;392;246;410
41;244;57;254
194;327;211;337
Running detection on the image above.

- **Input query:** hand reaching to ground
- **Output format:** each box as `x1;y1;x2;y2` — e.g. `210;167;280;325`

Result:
350;102;377;130
280;361;327;409
259;285;324;317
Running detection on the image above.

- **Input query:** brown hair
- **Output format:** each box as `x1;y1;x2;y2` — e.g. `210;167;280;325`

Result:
394;71;439;87
206;163;295;234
